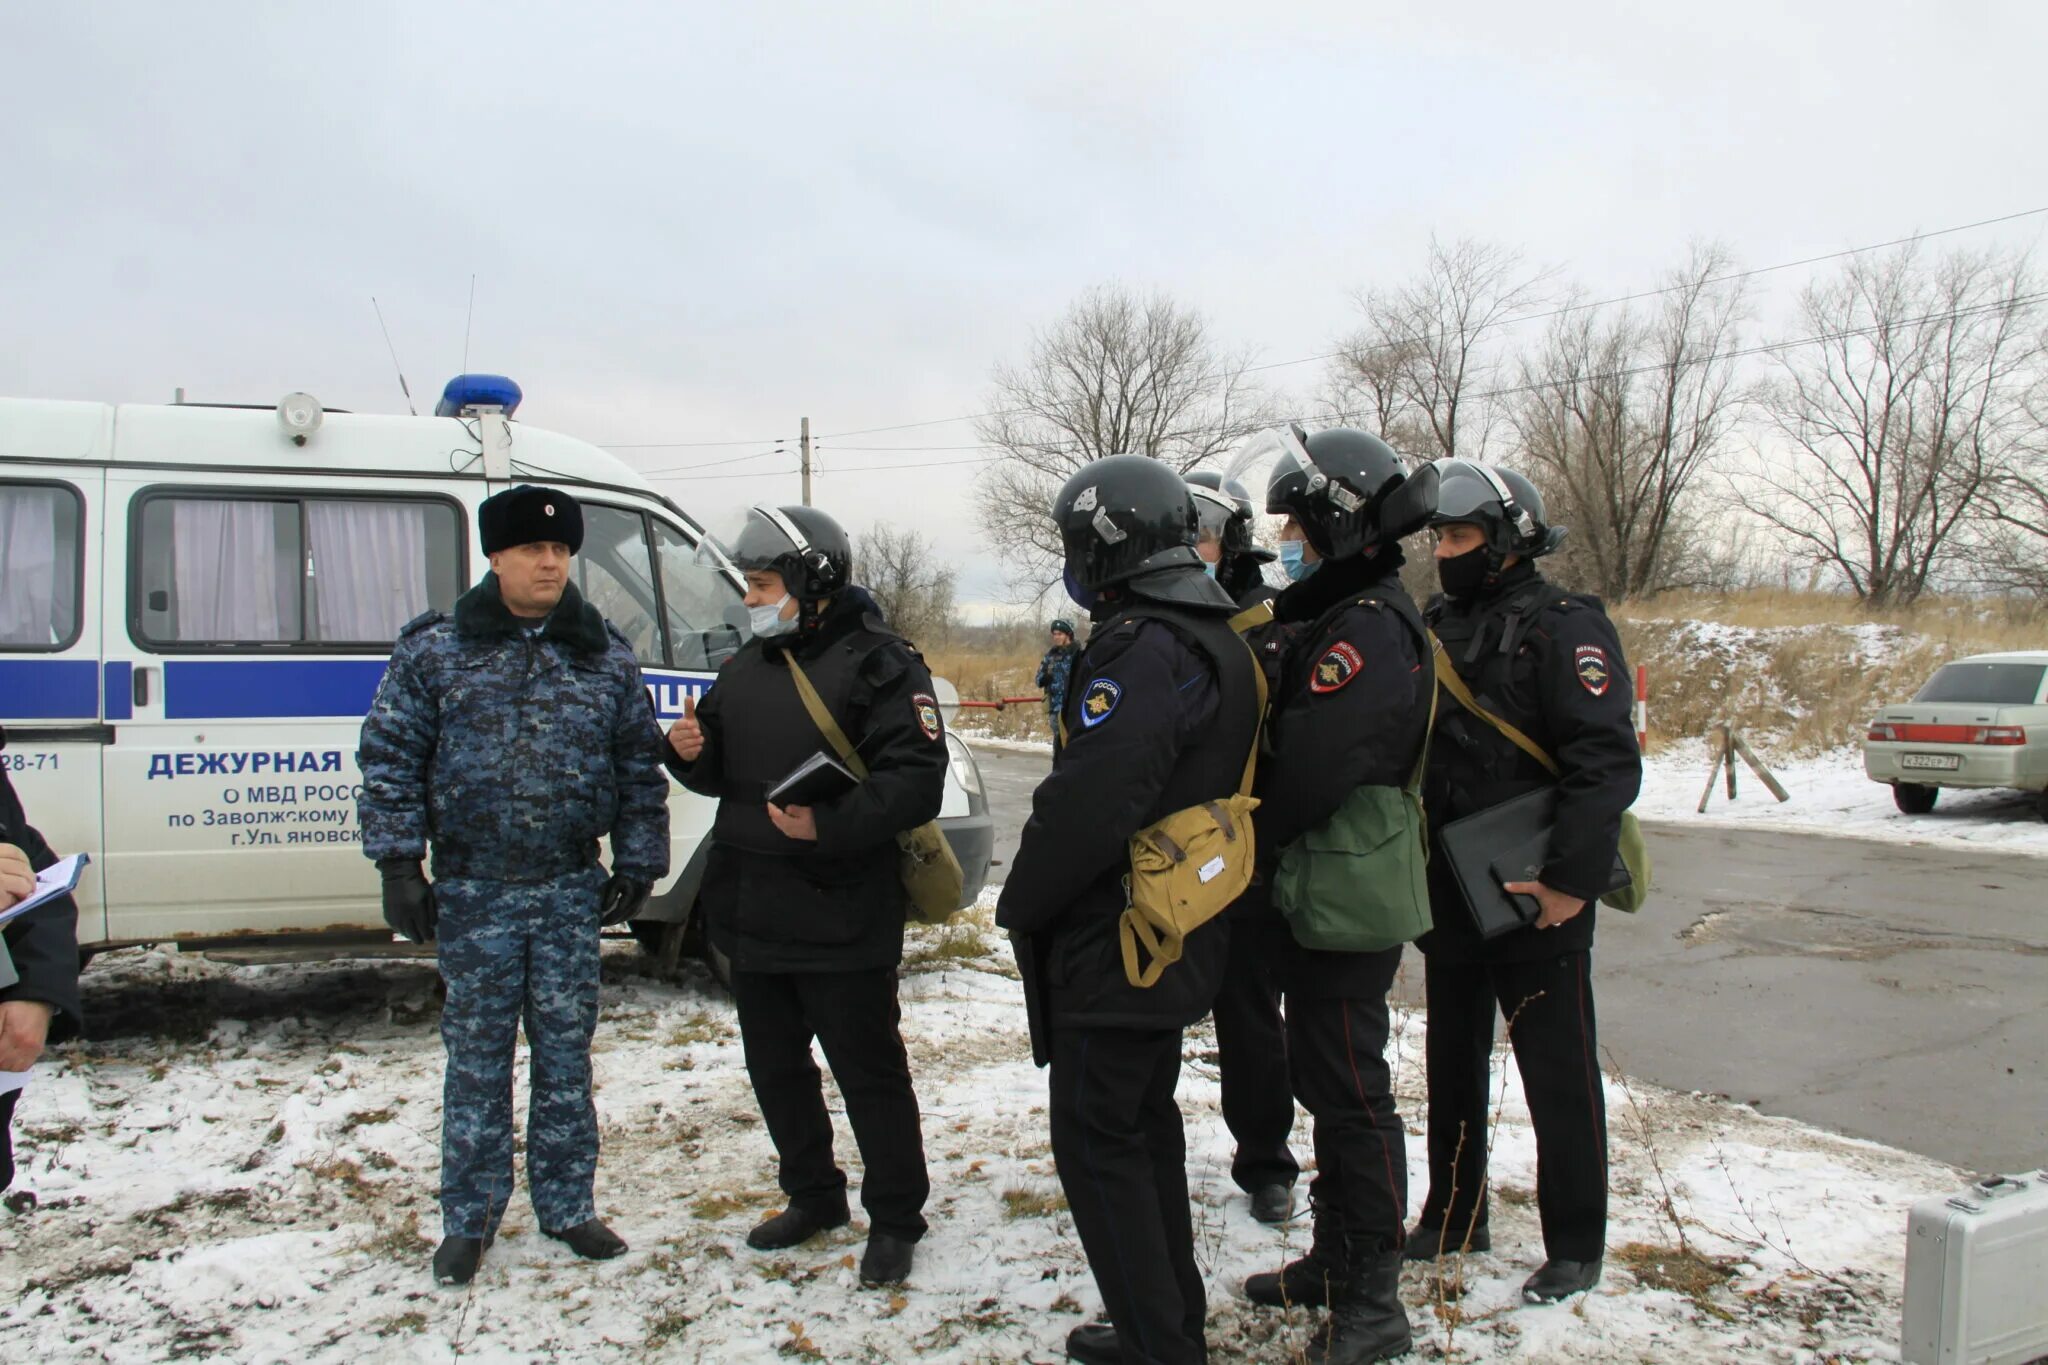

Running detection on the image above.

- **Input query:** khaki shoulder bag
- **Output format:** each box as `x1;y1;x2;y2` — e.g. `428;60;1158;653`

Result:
1431;650;1651;912
786;656;964;926
1118;630;1268;988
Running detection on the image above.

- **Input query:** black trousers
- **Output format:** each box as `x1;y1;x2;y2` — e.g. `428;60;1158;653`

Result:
1418;950;1607;1262
1210;913;1299;1193
1050;1026;1206;1365
1285;946;1407;1253
0;1089;16;1191
731;967;931;1241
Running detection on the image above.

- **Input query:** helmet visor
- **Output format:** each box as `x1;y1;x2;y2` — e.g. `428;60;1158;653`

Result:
1430;460;1502;525
1250;427;1316;512
1189;483;1239;542
696;505;806;574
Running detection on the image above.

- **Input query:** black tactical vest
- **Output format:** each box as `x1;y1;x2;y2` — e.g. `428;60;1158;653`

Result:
709;621;901;855
1075;601;1263;825
1423;576;1561;824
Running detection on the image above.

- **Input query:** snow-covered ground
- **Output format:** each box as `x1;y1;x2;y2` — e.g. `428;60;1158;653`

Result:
1635;743;2048;856
1;892;1962;1363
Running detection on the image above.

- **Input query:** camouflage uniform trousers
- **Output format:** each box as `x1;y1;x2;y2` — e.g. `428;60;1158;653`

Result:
435;866;606;1239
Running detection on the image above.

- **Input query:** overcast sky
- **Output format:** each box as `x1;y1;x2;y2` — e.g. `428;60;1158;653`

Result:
6;2;2045;614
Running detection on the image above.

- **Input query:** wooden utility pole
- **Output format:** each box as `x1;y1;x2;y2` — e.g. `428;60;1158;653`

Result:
800;416;812;506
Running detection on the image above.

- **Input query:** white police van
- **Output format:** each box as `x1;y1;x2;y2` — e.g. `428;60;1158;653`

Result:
0;376;992;974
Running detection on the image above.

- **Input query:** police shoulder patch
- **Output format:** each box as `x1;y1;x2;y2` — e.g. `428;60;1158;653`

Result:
1574;644;1610;696
1310;641;1364;694
912;691;943;742
1079;677;1123;727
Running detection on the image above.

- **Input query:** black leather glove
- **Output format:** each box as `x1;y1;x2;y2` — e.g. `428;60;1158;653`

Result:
378;858;438;943
599;874;652;927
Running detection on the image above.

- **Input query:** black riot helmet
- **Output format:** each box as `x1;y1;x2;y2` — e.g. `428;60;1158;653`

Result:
1054;455;1235;612
1259;424;1435;560
723;504;854;598
1185;469;1272;564
1429;460;1566;566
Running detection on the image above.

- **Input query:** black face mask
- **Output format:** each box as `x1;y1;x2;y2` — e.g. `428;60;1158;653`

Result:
1436;545;1492;599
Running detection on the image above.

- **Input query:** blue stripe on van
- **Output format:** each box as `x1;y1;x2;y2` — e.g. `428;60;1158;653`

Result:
164;660;391;719
0;659;100;719
104;662;132;721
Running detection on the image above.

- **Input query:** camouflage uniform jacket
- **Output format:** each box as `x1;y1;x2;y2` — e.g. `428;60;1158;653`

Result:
358;574;670;883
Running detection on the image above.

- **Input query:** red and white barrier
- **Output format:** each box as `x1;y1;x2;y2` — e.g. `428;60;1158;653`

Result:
1635;664;1649;750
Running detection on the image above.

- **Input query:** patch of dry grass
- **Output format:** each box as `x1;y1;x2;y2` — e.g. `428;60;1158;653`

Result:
925;646;1053;744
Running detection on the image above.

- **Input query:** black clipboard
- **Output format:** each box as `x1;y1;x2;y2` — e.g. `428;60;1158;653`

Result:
1438;787;1630;939
766;751;861;807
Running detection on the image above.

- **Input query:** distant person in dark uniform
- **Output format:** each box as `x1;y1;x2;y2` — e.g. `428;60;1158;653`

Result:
1037;620;1079;755
662;504;947;1288
999;455;1263;1365
359;484;671;1286
1185;468;1299;1226
1237;427;1437;1365
1409;461;1641;1305
0;737;85;1197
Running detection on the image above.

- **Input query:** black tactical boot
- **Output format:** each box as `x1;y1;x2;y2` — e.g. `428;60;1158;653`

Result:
747;1202;850;1251
545;1218;627;1260
1246;1210;1350;1308
1065;1320;1121;1363
1401;1221;1490;1261
433;1236;486;1286
1307;1250;1412;1364
858;1232;914;1286
1522;1258;1602;1303
1250;1183;1296;1225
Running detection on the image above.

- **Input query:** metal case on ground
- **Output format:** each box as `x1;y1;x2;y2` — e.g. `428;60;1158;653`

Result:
1902;1169;2048;1364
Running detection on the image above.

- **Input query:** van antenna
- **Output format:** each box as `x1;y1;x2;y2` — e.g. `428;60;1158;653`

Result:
371;296;417;416
462;273;476;373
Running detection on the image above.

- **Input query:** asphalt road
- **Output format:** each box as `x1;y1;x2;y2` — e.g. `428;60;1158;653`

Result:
970;742;2047;1175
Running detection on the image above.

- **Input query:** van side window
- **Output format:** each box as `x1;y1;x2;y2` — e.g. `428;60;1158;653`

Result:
574;505;663;666
653;520;747;669
134;493;461;648
0;481;84;650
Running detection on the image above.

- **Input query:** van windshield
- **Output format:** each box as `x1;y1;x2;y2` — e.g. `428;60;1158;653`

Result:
653;520;748;669
1913;662;2046;705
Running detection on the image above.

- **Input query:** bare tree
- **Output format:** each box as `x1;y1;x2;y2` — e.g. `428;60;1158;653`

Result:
1975;376;2048;593
856;522;956;647
1739;245;2044;606
1514;245;1749;600
974;285;1277;593
1327;237;1551;461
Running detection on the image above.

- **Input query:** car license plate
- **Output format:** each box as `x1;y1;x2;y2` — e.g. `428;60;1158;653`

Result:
1901;753;1961;771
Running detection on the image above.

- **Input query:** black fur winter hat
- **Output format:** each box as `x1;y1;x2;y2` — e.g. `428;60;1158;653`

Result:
480;484;584;555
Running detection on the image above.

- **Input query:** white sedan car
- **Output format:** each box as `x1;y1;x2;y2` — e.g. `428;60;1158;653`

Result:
1863;650;2048;819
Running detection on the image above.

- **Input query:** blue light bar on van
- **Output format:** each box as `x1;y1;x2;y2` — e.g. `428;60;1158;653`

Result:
435;374;523;417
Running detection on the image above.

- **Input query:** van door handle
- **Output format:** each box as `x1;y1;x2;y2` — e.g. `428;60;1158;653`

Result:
133;667;151;706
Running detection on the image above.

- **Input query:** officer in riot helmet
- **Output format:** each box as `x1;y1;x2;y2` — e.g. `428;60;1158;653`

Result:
358;484;670;1286
1238;425;1438;1364
1409;460;1640;1306
999;455;1263;1365
662;504;947;1289
1184;466;1300;1226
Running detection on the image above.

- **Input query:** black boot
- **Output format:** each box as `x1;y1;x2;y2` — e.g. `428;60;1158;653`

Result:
858;1232;915;1287
1307;1249;1412;1363
1246;1209;1350;1308
1401;1221;1490;1261
747;1202;850;1251
1065;1321;1121;1363
545;1218;628;1260
1522;1258;1602;1303
433;1236;486;1286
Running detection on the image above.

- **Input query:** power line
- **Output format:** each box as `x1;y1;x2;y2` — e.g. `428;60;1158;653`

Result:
656;290;2048;481
602;204;2048;451
638;446;787;475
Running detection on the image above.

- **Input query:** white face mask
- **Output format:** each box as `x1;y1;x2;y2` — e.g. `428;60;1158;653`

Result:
749;596;797;637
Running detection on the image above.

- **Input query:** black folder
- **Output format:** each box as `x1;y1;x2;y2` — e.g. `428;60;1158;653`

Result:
766;751;861;807
1438;787;1632;939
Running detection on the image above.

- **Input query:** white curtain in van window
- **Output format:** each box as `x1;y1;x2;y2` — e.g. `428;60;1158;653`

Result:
171;500;294;640
0;487;64;645
307;502;429;641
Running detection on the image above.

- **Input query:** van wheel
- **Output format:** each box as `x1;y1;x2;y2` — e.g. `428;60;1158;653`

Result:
1892;783;1939;815
2035;791;2048;823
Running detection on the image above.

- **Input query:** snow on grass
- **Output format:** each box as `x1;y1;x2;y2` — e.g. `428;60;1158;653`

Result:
1;891;1961;1362
1637;743;2048;857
